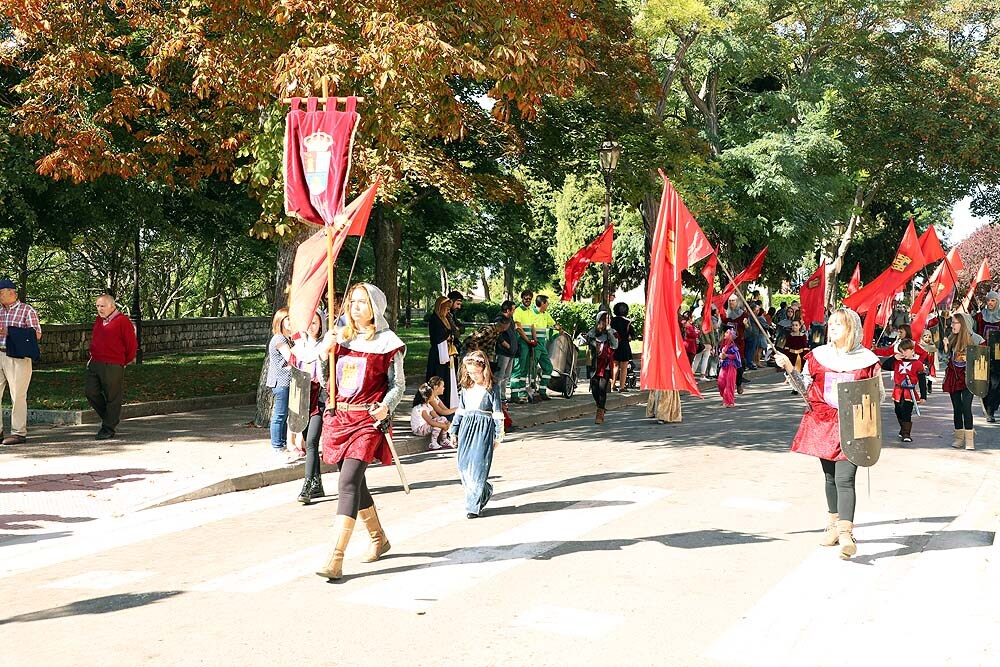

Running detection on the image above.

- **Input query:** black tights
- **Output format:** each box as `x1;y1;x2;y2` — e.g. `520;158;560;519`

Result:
893;400;914;425
950;389;974;429
336;458;374;518
590;376;609;409
820;458;857;522
303;410;324;479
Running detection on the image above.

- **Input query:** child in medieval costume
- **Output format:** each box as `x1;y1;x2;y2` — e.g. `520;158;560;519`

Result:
581;311;619;424
918;329;938;391
779;319;810;396
290;311;331;505
722;294;750;394
717;328;741;407
450;349;505;519
943;313;984;450
973;291;1000;422
881;338;926;443
410;377;454;450
316;283;406;581
775;308;882;560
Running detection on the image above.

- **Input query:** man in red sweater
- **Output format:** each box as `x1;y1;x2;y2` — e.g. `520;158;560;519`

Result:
86;294;138;439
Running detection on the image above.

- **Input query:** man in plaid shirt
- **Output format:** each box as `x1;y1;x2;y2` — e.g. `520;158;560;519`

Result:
0;279;42;445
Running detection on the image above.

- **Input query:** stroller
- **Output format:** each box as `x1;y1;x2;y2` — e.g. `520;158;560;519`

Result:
624;356;640;390
546;332;579;398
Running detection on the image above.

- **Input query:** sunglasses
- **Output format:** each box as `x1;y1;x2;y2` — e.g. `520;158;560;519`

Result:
464;358;487;366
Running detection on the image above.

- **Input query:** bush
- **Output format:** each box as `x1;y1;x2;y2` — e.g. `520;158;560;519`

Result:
548;301;646;338
458;301;500;324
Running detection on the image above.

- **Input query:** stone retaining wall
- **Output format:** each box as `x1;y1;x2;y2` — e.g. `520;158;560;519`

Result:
38;317;272;365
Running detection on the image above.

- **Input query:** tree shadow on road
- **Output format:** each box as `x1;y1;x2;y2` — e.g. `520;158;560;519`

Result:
0;530;73;547
0;468;169;493
340;528;779;582
0;514;95;530
851;528;995;565
0;591;184;625
484;499;634;517
786;515;958;536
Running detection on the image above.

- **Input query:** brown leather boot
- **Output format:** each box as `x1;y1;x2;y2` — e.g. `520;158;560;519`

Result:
901;422;912;443
837;520;857;559
595;408;605;424
358;505;391;563
819;513;840;546
316;515;356;580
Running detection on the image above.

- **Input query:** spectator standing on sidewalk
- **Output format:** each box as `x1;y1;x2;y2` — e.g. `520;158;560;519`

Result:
85;294;138;440
493;300;518;402
610;302;634;391
426;296;457;408
510;289;535;403
265;308;293;457
0;279;42;446
694;304;720;381
447;291;466;339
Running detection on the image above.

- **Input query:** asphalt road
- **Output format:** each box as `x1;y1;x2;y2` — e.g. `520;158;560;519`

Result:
1;374;997;666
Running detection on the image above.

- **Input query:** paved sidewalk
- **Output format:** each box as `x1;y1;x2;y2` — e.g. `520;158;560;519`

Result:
0;376;649;545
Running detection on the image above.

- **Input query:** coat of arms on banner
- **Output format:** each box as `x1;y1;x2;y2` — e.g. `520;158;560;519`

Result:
303;131;334;195
890;253;913;272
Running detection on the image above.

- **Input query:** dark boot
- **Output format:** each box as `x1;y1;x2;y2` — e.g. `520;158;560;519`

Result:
901;422;912;443
297;477;316;504
897;417;904;437
310;476;325;500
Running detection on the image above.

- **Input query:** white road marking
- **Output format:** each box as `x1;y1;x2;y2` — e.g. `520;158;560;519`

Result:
192;480;549;593
509;604;625;638
0;484;293;580
704;514;963;666
45;570;155;590
341;485;671;612
721;496;790;513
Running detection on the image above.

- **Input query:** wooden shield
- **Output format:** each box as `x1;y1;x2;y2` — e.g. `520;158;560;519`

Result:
287;366;313;433
966;344;990;398
838;376;883;467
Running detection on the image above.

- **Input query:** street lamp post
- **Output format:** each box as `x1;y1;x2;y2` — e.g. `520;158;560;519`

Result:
598;136;622;310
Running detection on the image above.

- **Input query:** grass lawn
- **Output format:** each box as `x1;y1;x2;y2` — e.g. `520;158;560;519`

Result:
24;348;264;411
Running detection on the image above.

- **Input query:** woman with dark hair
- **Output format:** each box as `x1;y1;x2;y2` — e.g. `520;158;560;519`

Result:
316;283;406;581
610;302;634;392
581;311;618;423
426;296;457;408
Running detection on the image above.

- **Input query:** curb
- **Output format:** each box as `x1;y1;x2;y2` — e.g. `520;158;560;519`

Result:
5;392;257;427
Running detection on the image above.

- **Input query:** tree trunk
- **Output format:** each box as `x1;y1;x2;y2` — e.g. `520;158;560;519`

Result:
503;261;514;301
439;265;449;296
255;225;314;427
481;269;491;303
372;205;402;330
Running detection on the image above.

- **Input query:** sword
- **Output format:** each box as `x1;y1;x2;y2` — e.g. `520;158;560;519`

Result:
902;382;921;416
369;406;411;494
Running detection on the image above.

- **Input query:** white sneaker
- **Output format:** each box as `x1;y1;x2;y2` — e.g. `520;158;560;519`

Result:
428;441;444;451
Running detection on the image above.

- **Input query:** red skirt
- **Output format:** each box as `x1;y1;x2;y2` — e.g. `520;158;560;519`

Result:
790;401;845;461
321;409;392;466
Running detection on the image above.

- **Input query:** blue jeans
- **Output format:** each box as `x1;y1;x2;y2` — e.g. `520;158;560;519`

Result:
270;385;290;450
744;336;758;368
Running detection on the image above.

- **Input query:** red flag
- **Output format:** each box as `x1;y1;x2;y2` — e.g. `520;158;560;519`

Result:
701;252;718;334
875;293;896;327
910;290;936;341
961;258;991;310
287;182;380;332
847;263;861;295
641;172;709;396
713;246;768;307
284;96;361;226
926;247;965;308
800;263;827;326
862;309;878;350
561;225;615;301
843;220;926;314
918;223;946;265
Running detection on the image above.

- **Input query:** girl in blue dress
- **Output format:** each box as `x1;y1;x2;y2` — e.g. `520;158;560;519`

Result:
450;349;505;518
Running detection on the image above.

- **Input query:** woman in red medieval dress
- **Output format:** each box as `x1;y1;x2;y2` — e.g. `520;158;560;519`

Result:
775;308;882;560
316;283;406;581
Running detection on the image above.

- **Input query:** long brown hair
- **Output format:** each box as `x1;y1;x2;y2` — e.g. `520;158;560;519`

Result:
949;314;972;362
433;296;452;327
458;350;495;389
271;308;290;335
340;283;377;342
